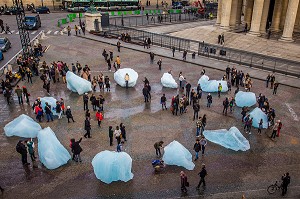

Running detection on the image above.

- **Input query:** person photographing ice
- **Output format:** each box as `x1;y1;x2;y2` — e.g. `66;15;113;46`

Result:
124;73;130;89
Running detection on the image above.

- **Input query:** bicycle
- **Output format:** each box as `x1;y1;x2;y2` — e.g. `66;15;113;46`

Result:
267;181;282;194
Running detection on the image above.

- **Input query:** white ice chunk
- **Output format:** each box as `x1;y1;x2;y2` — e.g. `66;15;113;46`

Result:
203;127;250;151
4;114;42;138
40;97;58;115
198;75;228;92
235;91;256;107
161;73;178;88
37;127;71;169
66;71;92;95
92;150;134;184
249;107;268;129
114;68;138;87
162;140;195;170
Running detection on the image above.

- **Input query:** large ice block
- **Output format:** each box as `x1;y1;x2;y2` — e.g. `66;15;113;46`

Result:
249;107;268;129
235;91;256;107
37;127;71;169
4;114;42;138
162;140;195;170
203;127;250;151
92;150;134;184
40;97;58;115
114;68;138;87
161;73;178;88
198;75;228;92
66;71;92;95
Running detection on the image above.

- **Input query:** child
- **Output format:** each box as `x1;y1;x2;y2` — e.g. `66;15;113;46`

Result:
117;143;122;152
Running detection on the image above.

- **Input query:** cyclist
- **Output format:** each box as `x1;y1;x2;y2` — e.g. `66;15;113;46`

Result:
281;172;290;196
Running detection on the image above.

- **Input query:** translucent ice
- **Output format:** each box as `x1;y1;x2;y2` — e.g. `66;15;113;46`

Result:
37;127;71;169
4;114;42;138
40;97;58;115
92;150;134;184
66;71;92;95
235;91;256;107
198;75;228;92
203;127;250;151
162;140;195;170
249;107;268;129
161;73;178;88
114;68;138;87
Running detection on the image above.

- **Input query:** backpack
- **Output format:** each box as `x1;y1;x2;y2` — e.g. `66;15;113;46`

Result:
16;144;22;154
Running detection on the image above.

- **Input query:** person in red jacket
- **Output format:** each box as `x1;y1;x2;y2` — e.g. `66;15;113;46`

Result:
95;110;103;127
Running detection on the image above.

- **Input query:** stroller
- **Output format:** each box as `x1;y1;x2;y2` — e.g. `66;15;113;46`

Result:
152;159;165;173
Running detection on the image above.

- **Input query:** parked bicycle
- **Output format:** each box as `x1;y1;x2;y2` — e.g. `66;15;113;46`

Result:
267;181;282;194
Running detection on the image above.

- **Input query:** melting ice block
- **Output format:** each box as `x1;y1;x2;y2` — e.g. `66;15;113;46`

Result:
161;73;178;88
114;68;138;87
162;140;195;170
249;107;268;128
4;114;42;138
66;71;92;95
203;127;250;151
235;91;256;107
38;127;71;169
40;97;58;115
92;150;134;184
198;75;228;92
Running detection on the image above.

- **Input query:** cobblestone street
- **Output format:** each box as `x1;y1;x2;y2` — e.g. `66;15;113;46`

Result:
0;35;300;199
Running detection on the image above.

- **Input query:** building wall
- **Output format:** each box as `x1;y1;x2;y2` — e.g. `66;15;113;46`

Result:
1;0;62;7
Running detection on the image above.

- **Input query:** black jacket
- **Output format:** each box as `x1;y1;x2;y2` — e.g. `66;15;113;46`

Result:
84;119;91;130
198;168;207;178
194;143;201;152
72;138;82;155
66;109;72;118
45;105;52;114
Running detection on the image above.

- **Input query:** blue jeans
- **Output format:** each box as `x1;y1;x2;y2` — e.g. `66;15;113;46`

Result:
207;102;211;107
196;127;201;137
201;146;205;154
46;113;53;121
195;151;199;159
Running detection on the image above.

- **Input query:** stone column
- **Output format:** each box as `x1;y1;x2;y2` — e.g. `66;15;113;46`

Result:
220;0;233;30
230;0;238;29
244;0;254;27
295;3;300;31
280;0;300;42
279;0;289;29
216;0;223;26
271;0;283;31
248;0;264;36
236;0;243;26
259;0;271;33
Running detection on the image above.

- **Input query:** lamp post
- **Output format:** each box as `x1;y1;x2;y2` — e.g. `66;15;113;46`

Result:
78;0;81;25
41;0;44;7
156;0;158;9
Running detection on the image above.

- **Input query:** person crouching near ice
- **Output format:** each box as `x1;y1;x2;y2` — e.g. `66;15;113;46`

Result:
124;73;130;89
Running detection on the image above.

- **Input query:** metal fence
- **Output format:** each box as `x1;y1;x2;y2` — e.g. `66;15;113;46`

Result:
104;26;300;78
109;12;213;27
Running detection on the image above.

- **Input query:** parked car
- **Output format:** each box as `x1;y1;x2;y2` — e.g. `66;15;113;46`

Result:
0;37;11;52
32;6;50;14
0;51;3;61
24;15;41;30
3;7;24;15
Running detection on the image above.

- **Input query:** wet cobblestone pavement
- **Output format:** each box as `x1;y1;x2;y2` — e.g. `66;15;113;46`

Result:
0;35;300;199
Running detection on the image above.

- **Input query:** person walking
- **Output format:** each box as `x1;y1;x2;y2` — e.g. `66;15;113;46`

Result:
193;139;201;161
196;164;207;189
16;140;29;166
44;102;54;122
160;94;167;110
270;120;279;139
229;97;235;113
5;24;12;34
258;119;263;135
196;117;203;137
74;25;78;36
277;120;282;137
200;136;207;156
193;101;200;121
26;67;33;83
116;56;121;69
84;117;91;138
120;123;127;142
222;97;229;116
202;114;207;132
83;93;89;110
154;141;164;157
157;59;162;70
55;101;62;119
22;86;30;104
142;85;149;102
15;85;23;104
172;46;175;57
114;126;122;145
270;74;275;89
207;93;212;108
218;83;222;98
67;25;71;36
95;110;103;127
266;74;271;88
109;126;114;146
150;52;154;64
185;82;191;99
72;137;83;162
182;50;187;61
281;172;291;196
66;106;75;123
180;171;188;193
147;37;151;48
125;73;130;89
117;40;121;52
273;82;279;95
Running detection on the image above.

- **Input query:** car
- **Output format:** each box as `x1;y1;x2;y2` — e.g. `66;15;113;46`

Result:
0;37;11;52
3;7;24;15
0;51;3;61
32;6;50;14
24;15;41;30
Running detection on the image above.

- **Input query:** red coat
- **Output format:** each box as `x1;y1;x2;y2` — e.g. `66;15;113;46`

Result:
95;112;103;121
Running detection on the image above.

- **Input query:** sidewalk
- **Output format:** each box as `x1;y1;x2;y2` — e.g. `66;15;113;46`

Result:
78;33;300;89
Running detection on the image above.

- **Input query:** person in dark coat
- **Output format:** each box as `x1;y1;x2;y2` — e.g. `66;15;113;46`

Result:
196;164;207;189
120;123;127;141
185;82;191;100
84;117;91;138
281;172;291;196
66;106;75;123
180;171;188;193
71;138;83;162
193;139;201;161
142;86;149;102
83;93;89;110
16;141;29;165
109;126;114;146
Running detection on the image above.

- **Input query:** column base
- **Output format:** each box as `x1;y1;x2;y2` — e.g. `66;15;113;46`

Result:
247;31;261;36
215;22;221;27
220;25;231;31
279;36;294;42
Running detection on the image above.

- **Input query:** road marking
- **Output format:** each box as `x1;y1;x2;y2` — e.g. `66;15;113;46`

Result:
46;30;52;34
10;30;15;33
285;103;299;121
16;31;19;34
54;31;59;35
31;31;37;34
0;32;4;35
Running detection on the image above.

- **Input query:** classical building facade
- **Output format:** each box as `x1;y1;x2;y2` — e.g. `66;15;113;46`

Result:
216;0;300;42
